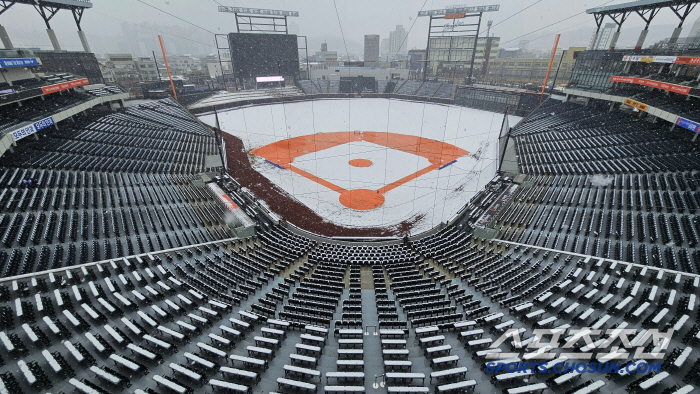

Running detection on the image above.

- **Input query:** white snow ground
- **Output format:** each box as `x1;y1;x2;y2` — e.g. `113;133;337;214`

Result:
198;98;521;235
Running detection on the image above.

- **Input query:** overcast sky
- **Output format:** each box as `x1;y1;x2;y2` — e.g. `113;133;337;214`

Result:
2;0;699;56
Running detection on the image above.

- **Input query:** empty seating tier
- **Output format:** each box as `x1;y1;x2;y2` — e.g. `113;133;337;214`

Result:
0;225;693;394
0;84;695;394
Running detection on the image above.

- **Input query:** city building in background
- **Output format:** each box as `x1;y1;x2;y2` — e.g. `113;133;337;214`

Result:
379;37;391;60
104;53;140;88
487;47;585;86
589;23;616;50
315;43;339;65
364;35;380;67
497;42;549;60
133;57;160;82
207;63;223;79
166;55;201;74
389;25;407;55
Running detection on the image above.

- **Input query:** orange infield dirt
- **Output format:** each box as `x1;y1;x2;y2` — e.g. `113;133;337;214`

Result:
348;158;373;167
251;131;469;210
221;133;425;237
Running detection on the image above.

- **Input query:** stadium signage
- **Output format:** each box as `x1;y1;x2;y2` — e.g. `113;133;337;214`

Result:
217;6;299;17
652;56;679;63
623;98;648;111
10;116;55;142
256;76;284;83
418;5;499;17
485;361;661;375
486;327;673;361
674;56;700;65
443;20;466;31
622;55;676;63
610;75;690;95
0;57;40;68
41;78;90;95
675;117;700;133
622;55;700;65
206;182;255;227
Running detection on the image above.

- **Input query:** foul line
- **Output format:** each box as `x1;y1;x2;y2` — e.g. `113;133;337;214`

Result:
377;164;440;194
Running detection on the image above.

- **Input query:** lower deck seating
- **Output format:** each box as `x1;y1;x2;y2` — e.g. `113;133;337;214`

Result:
0;225;693;394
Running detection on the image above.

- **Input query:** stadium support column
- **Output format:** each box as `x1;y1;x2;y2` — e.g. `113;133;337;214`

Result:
78;31;90;53
606;12;629;50
608;31;621;50
0;2;14;49
73;8;91;53
634;7;660;50
33;3;61;51
668;3;698;46
0;26;13;49
46;29;61;51
635;29;648;50
669;27;683;45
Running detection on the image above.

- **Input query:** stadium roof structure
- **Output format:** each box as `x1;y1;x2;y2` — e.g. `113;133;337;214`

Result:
0;0;93;52
585;0;700;49
1;0;92;11
586;0;699;15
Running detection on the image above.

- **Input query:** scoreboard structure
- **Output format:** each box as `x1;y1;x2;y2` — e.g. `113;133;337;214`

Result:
417;5;499;83
228;33;300;80
217;7;304;86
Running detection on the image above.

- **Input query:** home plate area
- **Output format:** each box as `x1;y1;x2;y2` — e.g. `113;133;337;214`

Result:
291;138;423;211
201;99;518;233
